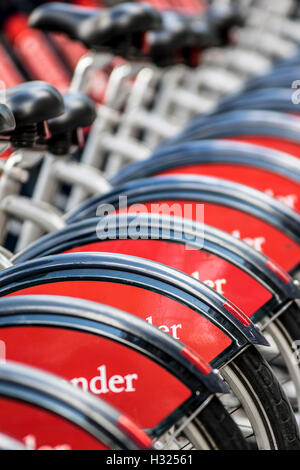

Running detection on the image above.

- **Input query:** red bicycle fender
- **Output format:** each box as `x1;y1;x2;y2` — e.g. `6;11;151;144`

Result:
6;281;233;364
159;163;300;213
0;325;192;430
117;201;300;273
65;239;273;318
0;397;108;450
226;136;300;159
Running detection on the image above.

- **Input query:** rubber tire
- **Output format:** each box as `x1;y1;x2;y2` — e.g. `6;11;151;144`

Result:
222;345;300;450
183;395;250;449
271;300;300;411
277;301;300;360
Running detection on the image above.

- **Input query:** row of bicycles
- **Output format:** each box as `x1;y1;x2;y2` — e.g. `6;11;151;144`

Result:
0;0;300;451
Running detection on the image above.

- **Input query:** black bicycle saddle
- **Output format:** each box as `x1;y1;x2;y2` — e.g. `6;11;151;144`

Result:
29;2;162;55
48;92;96;136
4;81;64;126
147;11;190;65
187;16;217;48
0;103;15;134
44;92;96;154
204;4;245;45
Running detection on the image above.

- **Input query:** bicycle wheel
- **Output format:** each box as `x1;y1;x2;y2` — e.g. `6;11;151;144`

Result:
220;344;300;450
0;294;250;451
157;345;300;450
157;396;250;450
0;253;298;450
261;302;300;415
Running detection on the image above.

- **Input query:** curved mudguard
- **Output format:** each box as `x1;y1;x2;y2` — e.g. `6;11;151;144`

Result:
0;294;227;395
244;65;300;92
165;109;300;146
212;88;298;115
65;175;300;275
14;212;300;305
0;360;148;450
66;175;300;247
111;139;300;185
0;252;268;369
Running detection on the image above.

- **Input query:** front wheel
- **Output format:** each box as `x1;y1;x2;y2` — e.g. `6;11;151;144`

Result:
220;345;300;450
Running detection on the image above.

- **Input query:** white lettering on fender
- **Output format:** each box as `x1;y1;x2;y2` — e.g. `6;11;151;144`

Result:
23;434;71;450
191;271;227;295
146;316;182;340
232;230;266;252
264;188;298;210
70;365;138;395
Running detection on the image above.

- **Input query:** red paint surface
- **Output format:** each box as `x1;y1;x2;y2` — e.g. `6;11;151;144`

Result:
0;397;109;450
0;326;191;429
6;281;232;364
66;239;273;317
